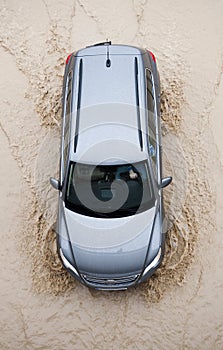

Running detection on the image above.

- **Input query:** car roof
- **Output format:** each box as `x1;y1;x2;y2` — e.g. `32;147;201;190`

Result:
70;44;148;164
75;43;146;57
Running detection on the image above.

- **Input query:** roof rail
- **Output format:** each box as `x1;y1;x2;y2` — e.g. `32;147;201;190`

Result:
74;59;83;153
134;57;143;151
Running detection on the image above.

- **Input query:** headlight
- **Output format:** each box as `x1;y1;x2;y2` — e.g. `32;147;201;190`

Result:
59;248;79;276
142;247;162;276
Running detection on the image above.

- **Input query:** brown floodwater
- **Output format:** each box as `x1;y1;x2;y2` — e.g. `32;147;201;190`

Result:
0;1;223;349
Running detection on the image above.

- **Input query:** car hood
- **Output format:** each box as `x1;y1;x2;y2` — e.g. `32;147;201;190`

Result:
63;204;157;275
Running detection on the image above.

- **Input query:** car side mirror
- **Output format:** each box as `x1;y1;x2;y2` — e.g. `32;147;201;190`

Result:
161;176;172;188
50;177;61;191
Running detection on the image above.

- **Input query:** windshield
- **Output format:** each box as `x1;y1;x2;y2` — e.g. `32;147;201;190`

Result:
65;160;155;218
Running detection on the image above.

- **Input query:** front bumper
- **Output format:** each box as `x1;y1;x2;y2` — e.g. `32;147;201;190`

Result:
59;246;163;291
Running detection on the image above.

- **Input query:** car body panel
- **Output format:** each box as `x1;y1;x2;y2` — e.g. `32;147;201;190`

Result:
62;203;156;274
72;122;148;164
68;48;150;164
79;54;138;107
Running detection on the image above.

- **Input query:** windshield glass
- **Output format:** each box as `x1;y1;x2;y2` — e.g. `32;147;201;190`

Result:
65;160;155;218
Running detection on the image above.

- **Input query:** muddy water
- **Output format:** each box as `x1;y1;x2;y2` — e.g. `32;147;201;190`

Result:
1;1;223;349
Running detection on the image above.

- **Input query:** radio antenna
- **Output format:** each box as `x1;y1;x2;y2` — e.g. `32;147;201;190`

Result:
106;39;111;68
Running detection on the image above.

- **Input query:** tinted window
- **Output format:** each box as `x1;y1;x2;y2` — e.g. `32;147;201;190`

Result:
64;74;72;134
65;161;155;218
146;70;155;118
63;73;72;169
146;70;157;176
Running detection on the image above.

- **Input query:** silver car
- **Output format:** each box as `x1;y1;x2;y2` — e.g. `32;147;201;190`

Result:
50;42;172;290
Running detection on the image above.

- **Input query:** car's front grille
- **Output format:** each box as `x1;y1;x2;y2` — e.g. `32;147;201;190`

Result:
82;274;139;286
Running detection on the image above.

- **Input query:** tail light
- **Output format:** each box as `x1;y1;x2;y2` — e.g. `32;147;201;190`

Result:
66;53;72;65
148;50;156;63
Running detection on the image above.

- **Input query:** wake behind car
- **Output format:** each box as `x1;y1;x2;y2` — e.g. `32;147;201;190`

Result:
50;41;172;290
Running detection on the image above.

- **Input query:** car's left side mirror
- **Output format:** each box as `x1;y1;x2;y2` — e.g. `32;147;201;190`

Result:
50;177;61;191
161;176;172;188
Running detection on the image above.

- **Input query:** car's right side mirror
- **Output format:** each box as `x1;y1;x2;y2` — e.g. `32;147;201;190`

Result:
50;177;61;191
161;176;172;188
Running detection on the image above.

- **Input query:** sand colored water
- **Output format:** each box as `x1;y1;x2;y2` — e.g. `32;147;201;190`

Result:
0;1;223;349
